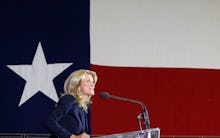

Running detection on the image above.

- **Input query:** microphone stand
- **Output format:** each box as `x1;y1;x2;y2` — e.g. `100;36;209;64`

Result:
137;113;144;134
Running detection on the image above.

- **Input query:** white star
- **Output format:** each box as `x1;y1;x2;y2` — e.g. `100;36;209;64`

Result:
7;42;73;107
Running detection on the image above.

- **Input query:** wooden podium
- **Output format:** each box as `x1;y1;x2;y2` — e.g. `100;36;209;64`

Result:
95;128;160;138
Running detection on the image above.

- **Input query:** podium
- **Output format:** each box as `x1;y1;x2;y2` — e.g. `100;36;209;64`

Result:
95;128;160;138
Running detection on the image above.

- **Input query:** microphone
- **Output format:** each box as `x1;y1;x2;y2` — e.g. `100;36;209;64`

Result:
99;92;110;99
99;92;150;129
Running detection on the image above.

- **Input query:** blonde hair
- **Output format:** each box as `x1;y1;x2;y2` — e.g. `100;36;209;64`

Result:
63;69;97;112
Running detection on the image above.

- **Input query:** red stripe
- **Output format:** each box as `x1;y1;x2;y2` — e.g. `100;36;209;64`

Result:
91;64;220;135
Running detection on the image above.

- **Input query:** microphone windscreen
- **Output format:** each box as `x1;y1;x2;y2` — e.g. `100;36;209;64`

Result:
99;92;110;99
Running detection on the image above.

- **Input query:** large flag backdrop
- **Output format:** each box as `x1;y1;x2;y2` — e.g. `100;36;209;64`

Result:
1;0;220;136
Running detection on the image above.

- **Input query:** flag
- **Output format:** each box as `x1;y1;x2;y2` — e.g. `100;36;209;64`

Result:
1;0;220;136
0;0;90;133
90;0;220;136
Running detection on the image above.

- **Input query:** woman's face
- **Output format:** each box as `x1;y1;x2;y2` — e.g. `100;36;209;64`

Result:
78;74;95;96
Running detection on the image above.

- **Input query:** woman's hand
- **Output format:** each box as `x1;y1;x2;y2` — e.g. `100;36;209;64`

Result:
70;133;90;138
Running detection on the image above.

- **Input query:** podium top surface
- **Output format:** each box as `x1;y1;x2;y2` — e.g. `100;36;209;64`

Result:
95;128;160;138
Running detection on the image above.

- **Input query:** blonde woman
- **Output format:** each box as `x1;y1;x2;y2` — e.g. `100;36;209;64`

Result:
46;69;98;138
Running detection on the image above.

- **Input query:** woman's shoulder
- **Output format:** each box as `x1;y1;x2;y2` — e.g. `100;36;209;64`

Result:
58;94;77;105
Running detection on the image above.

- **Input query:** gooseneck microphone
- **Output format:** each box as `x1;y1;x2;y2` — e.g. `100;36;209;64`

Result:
99;92;150;129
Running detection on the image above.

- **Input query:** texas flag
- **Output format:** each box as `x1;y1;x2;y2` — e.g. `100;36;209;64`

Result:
1;0;220;136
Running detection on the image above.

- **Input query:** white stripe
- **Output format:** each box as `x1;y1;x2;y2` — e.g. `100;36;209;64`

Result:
90;0;220;69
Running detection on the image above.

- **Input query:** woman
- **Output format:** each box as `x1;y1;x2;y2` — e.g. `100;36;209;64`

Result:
46;69;98;138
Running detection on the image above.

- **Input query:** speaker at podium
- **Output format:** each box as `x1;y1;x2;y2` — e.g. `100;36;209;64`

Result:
95;128;160;138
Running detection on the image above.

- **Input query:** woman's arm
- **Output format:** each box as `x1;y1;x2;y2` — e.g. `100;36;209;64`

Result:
46;95;75;138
